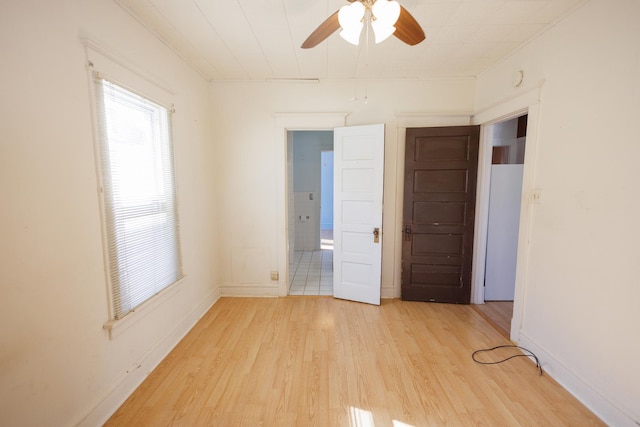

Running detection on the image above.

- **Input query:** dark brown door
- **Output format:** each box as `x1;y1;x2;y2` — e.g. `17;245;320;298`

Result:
402;126;480;303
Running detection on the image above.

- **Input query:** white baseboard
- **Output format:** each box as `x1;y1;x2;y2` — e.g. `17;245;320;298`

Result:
75;290;220;427
222;284;394;300
220;283;279;297
518;331;638;427
381;286;396;299
219;282;394;299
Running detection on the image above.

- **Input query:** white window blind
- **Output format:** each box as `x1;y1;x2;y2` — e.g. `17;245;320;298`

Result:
94;78;183;320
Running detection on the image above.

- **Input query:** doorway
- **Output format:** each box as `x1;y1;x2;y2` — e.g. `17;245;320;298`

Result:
474;115;527;336
485;115;526;300
284;124;385;305
287;131;334;296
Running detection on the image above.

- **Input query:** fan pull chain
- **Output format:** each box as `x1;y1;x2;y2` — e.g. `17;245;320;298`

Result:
363;11;370;103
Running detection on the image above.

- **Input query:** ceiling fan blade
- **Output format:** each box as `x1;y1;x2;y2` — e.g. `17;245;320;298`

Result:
301;10;340;49
394;6;425;46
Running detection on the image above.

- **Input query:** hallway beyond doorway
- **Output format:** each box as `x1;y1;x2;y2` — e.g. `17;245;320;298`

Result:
289;250;333;295
290;229;333;296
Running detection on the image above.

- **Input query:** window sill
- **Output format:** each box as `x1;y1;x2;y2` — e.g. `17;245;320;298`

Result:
103;277;185;340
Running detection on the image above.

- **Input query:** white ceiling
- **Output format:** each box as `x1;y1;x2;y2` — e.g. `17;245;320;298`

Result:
113;0;585;81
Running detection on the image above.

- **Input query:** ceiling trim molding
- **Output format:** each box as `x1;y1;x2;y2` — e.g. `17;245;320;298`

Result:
395;112;473;128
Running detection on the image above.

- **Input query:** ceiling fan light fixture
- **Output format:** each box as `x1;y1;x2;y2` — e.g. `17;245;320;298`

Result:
371;0;400;43
301;0;424;49
372;0;401;26
339;2;365;45
339;23;364;45
371;21;396;44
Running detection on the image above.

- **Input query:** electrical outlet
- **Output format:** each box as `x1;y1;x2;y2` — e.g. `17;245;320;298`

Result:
271;271;279;281
532;188;543;204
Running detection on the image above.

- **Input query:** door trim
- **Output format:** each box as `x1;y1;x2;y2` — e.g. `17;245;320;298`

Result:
275;113;349;297
471;83;544;342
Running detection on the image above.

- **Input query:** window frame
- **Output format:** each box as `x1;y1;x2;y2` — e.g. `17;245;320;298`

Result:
85;42;184;337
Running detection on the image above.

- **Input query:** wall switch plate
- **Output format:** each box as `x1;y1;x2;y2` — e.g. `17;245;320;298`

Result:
271;271;279;281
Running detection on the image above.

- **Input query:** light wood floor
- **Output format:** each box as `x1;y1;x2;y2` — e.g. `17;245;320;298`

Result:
472;301;514;339
106;297;604;426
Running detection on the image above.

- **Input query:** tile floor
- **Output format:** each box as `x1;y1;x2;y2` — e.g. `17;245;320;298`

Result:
289;229;334;296
289;250;333;295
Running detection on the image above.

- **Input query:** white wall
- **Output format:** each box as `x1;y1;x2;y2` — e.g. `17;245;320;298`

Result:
484;164;523;301
320;151;335;230
211;78;475;297
475;0;640;425
0;1;218;426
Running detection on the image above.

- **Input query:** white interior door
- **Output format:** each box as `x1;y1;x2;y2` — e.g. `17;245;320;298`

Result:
333;124;385;305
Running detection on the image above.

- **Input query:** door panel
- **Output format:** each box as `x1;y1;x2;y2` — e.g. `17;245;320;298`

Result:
413;201;466;224
402;126;480;303
333;124;384;306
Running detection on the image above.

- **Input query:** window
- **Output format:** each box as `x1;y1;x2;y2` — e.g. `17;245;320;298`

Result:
94;78;183;320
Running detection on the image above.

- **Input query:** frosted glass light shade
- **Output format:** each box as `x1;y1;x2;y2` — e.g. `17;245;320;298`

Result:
338;0;401;46
371;0;401;43
340;24;364;45
338;2;365;45
371;21;396;43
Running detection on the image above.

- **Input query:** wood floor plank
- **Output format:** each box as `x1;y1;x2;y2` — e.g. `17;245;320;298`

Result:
105;297;604;426
473;301;513;338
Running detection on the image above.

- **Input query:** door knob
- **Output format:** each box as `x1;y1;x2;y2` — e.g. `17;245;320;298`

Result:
404;225;412;241
373;227;380;243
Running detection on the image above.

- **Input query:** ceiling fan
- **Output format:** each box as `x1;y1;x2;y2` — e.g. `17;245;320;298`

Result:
301;0;425;49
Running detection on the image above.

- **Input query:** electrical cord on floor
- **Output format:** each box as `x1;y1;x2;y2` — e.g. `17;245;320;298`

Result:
472;345;543;376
